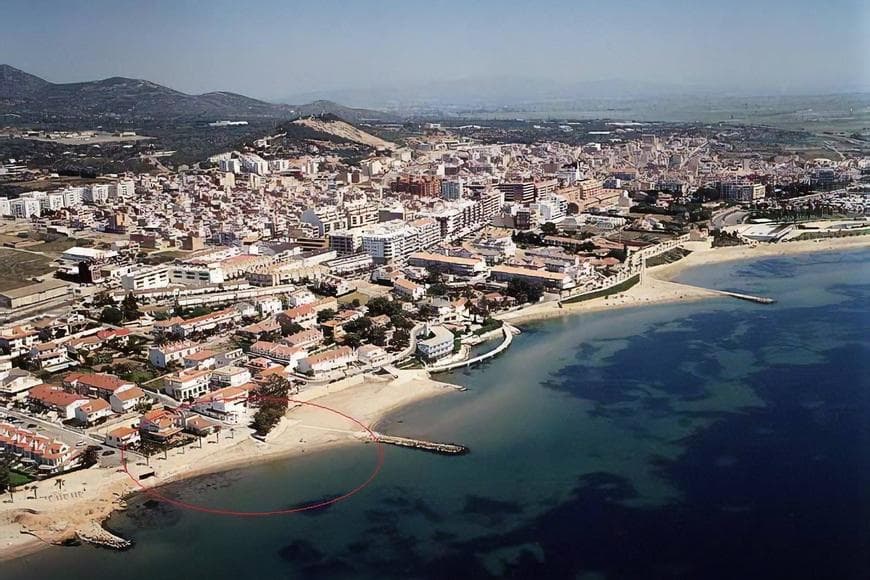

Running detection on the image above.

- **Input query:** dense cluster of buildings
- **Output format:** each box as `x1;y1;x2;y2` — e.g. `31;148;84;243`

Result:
0;121;866;480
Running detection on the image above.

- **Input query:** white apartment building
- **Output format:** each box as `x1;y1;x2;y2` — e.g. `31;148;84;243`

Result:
170;265;226;287
532;195;568;223
344;199;379;228
329;229;363;255
121;266;171;291
301;206;347;236
240;153;269;175
84;184;110;204
10;198;41;219
219;158;241;173
416;325;454;361
361;220;419;264
112;179;135;198
61;187;85;208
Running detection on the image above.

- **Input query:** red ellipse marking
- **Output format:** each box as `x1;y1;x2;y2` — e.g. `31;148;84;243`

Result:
120;397;384;517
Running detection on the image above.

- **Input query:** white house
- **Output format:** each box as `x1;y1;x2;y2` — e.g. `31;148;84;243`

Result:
109;386;149;413
149;341;201;368
297;346;355;376
416;324;454;362
105;425;141;448
392;278;426;301
287;289;316;307
192;385;250;424
27;384;89;419
210;365;252;388
357;344;389;366
164;369;212;401
74;398;113;425
255;297;283;316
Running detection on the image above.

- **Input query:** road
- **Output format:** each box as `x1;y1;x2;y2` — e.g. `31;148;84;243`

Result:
0;405;107;451
710;207;748;229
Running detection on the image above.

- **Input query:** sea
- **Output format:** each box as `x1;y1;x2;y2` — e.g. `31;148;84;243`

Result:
3;249;869;579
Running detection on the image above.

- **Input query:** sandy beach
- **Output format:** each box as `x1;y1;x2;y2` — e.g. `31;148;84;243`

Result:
1;233;868;561
498;235;870;326
0;369;456;560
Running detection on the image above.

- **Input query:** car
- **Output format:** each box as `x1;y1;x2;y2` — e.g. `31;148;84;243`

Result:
76;441;87;447
27;423;37;428
101;450;115;456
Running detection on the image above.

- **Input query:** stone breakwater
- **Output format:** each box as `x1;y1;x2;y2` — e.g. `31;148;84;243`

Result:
372;433;469;456
75;522;132;551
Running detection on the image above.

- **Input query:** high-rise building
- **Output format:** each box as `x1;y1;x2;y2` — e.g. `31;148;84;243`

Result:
441;178;465;200
497;181;536;204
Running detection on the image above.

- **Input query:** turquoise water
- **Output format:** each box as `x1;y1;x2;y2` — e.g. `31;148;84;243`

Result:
4;249;869;579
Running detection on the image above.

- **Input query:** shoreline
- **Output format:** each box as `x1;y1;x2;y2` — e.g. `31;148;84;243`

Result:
0;369;455;561
2;233;868;562
497;235;870;326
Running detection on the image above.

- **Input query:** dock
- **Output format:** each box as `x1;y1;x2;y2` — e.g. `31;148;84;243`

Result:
716;290;776;304
372;433;469;455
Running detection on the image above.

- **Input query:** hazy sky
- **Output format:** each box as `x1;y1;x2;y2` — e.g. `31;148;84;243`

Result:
1;0;867;100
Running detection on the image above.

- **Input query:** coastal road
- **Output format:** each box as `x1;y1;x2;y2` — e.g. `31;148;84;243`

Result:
0;405;107;450
710;208;748;230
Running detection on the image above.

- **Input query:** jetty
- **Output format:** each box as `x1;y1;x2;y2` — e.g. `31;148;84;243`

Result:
75;522;132;551
716;290;776;304
372;433;468;455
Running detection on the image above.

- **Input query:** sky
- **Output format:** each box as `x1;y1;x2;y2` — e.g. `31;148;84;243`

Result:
1;0;867;103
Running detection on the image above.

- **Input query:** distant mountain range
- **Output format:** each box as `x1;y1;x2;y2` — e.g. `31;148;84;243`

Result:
0;65;398;124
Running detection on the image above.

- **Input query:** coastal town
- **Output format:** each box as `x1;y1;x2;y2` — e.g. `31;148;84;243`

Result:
0;116;868;554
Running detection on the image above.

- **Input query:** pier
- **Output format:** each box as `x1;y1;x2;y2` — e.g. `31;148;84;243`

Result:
371;433;469;455
715;290;776;304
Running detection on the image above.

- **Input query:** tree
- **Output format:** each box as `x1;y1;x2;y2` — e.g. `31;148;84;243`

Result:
367;297;402;318
82;446;100;467
100;306;124;326
93;291;114;307
316;308;336;323
370;325;388;347
343;316;372;337
391;329;410;350
250;376;293;436
0;455;10;494
279;320;304;337
505;279;544;304
427;283;449;297
418;304;439;320
121;292;141;321
540;221;558;235
390;313;413;330
343;333;363;349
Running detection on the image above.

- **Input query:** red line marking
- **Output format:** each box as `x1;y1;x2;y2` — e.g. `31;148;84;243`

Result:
120;397;384;516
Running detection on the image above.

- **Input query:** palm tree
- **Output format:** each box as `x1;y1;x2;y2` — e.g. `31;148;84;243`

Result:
54;479;65;491
29;485;38;500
